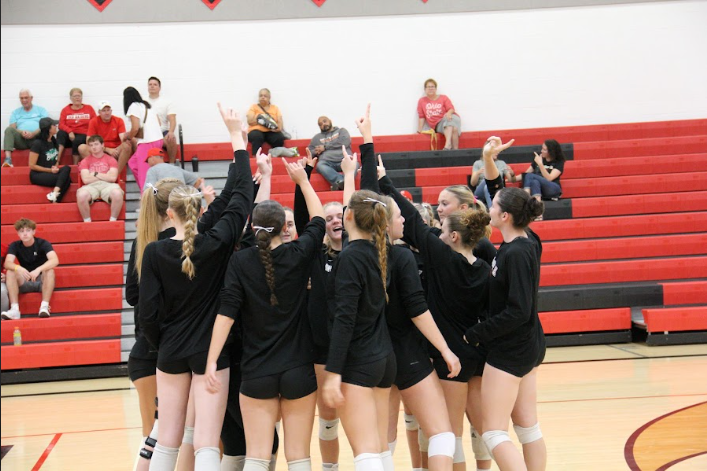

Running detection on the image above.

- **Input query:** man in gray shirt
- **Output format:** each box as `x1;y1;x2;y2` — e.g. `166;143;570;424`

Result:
307;116;354;191
144;148;201;189
470;155;514;208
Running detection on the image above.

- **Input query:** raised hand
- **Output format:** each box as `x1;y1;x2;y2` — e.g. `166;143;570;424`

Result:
256;147;272;176
282;157;308;185
483;136;515;159
341;146;358;176
217;102;243;136
355;103;372;143
533;152;544;166
376;154;387;180
304;147;318;168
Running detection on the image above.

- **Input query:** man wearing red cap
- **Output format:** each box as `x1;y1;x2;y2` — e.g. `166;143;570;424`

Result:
78;100;132;174
76;135;124;223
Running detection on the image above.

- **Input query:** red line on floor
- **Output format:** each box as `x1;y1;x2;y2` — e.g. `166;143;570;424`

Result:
2;425;141;440
31;433;61;471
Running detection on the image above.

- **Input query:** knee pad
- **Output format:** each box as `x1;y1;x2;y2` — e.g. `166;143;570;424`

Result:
182;425;194;445
353;453;384;471
481;430;512;459
221;455;246;471
427;432;455;458
380;450;394;471
418;429;429;453
244;457;271;471
470;426;491;461
452;436;465;464
513;423;542;445
195;446;221;468
149;443;179;470
388;439;397;454
319;417;340;441
287;457;312;471
404;413;419;431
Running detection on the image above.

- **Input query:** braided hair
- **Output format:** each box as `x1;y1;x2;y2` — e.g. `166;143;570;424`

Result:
168;185;203;279
253;200;286;305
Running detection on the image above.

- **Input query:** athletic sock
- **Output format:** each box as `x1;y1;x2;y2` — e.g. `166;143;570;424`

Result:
288;457;312;471
149;443;179;470
194;446;221;469
380;450;394;471
322;463;339;471
84;218;92;223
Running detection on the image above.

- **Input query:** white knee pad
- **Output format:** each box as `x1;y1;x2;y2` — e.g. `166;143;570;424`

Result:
404;413;419;431
481;430;512;459
149;443;179;471
513;423;543;445
380;450;394;471
182;425;194;445
470;426;491;461
427;432;455;458
288;457;312;471
418;429;429;453
195;446;221;468
222;455;246;471
388;439;397;455
319;417;340;441
244;457;271;471
453;436;465;464
353;453;384;471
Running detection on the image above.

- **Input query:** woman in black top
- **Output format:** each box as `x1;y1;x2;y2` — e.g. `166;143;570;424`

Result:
28;117;72;203
465;140;547;470
320;189;394;471
206;159;324;471
138;104;253;471
352;107;460;471
378;161;492;471
520;139;565;205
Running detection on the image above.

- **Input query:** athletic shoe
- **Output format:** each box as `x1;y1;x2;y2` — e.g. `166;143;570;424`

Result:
287;146;300;158
46;191;57;202
38;305;51;318
330;181;344;191
1;307;21;320
2;156;13;167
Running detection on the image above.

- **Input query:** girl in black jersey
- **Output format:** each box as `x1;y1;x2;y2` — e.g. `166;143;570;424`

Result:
138;104;253;471
378;160;492;471
321;189;394;471
351;106;460;471
465;137;547;471
126;177;181;471
206;158;325;471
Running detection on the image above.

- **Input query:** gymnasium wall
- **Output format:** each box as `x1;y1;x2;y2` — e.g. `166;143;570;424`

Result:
1;0;705;145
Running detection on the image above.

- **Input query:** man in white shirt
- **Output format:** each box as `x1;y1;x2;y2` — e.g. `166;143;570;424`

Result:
145;76;177;164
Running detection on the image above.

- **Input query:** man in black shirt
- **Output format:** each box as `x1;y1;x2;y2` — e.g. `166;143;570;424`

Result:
1;218;59;320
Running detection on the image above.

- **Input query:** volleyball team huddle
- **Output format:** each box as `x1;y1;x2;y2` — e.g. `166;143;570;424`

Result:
127;103;547;471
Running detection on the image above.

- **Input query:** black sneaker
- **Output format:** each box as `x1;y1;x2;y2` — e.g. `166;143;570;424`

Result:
330;181;344;191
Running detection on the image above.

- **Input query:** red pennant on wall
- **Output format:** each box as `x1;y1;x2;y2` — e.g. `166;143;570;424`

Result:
312;0;327;6
87;0;112;12
202;0;222;10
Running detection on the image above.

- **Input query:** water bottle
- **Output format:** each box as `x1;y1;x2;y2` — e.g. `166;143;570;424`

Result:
13;327;22;346
191;155;199;173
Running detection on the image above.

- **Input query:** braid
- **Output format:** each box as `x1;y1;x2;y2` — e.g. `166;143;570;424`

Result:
256;231;278;305
181;194;199;279
372;204;389;303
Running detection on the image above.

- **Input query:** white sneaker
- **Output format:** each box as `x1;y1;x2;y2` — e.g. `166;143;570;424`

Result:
46;191;57;202
1;307;21;320
38;305;51;318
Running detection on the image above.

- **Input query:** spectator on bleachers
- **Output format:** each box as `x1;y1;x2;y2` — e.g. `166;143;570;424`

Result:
1;243;8;314
307;116;355;191
29;118;72;203
417;78;461;150
123;87;164;192
1;218;58;320
76;135;125;223
3;89;48;168
79;101;132;175
57;88;96;165
143;149;213;206
520;139;565;203
246;88;286;156
470;154;515;208
145;76;178;164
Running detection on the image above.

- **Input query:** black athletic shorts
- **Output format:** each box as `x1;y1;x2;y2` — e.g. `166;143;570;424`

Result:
157;349;230;375
128;355;157;382
392;332;433;390
341;351;397;389
240;363;317;400
433;355;482;383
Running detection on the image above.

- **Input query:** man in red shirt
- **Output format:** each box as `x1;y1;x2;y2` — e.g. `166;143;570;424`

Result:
78;101;133;174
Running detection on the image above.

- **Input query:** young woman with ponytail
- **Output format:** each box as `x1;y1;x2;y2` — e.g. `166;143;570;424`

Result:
205;158;325;471
377;149;495;471
320;188;395;471
349;104;461;471
138;103;253;471
464;137;547;471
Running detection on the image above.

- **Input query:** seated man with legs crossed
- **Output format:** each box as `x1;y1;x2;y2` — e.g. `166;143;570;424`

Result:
1;219;58;320
77;135;125;223
307;116;356;191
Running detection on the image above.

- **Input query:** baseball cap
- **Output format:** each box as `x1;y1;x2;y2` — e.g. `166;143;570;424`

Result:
147;148;167;162
400;190;413;201
98;100;111;110
39;117;59;130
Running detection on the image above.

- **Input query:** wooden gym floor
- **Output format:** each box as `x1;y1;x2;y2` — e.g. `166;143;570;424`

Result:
1;343;706;471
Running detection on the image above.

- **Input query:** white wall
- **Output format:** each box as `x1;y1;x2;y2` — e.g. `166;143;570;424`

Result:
1;1;705;145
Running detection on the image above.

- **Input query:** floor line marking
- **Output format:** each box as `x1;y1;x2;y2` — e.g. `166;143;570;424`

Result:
31;433;61;471
607;344;648;358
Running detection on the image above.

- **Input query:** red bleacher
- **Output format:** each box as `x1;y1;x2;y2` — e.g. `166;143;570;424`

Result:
642;306;707;333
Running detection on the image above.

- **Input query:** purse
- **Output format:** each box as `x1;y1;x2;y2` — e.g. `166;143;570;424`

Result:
134;106;148;139
258;105;290;139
